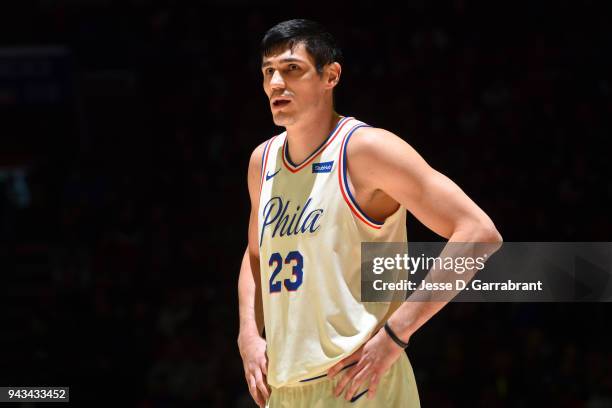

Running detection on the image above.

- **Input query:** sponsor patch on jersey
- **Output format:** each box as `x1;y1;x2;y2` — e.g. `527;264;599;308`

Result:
312;161;334;173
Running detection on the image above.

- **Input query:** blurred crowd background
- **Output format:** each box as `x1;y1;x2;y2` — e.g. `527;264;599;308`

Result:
0;0;610;406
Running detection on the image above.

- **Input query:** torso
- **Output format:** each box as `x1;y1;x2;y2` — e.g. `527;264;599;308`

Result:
257;116;408;387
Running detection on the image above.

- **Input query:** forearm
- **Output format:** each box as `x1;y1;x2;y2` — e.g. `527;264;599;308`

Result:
387;225;502;341
238;247;264;343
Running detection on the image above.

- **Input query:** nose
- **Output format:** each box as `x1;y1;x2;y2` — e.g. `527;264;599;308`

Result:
270;70;285;90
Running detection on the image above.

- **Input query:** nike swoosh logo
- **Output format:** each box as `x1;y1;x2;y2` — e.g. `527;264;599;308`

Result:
265;168;281;181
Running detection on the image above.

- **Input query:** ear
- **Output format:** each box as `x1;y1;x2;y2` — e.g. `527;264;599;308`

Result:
325;62;341;89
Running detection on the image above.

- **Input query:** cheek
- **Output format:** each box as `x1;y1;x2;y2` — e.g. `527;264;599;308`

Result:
302;87;324;104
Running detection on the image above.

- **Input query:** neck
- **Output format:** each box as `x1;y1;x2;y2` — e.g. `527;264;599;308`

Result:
285;110;341;165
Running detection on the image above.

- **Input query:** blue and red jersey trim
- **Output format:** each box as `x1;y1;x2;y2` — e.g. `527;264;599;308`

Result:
338;124;384;230
259;135;278;192
281;116;353;173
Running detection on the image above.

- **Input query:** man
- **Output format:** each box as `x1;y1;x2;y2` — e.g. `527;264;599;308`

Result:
237;19;502;407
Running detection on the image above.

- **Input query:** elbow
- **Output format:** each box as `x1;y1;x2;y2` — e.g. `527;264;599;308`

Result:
453;217;503;253
477;223;503;253
482;225;503;244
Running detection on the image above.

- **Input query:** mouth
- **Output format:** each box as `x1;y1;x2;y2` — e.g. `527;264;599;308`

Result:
272;98;292;109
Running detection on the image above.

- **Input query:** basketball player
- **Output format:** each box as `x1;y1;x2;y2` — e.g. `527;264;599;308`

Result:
237;19;502;407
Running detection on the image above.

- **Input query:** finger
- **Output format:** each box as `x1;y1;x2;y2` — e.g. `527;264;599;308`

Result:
248;375;264;406
367;373;380;399
259;357;270;395
254;369;270;400
328;349;363;379
345;364;371;401
249;386;264;406
334;363;361;397
259;360;271;397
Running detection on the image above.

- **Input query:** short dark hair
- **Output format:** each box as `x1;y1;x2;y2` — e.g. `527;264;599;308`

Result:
261;19;343;75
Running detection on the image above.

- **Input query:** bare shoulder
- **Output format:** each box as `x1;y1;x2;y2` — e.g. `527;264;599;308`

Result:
248;140;269;172
345;126;434;198
248;139;273;182
350;126;400;142
346;126;423;166
247;139;272;204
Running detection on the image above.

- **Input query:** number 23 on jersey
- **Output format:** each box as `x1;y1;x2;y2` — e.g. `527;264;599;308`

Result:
268;251;304;293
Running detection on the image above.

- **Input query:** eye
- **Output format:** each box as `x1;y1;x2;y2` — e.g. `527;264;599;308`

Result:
289;64;299;70
264;68;274;75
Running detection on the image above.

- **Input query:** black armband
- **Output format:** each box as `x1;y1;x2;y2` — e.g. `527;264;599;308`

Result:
384;321;409;349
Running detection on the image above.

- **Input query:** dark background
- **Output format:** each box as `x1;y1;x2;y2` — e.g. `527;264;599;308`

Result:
0;0;611;406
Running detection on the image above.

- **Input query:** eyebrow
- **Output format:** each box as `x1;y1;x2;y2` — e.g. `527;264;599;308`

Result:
261;57;305;68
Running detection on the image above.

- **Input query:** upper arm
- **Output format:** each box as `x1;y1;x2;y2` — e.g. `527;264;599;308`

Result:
348;127;500;239
247;140;268;261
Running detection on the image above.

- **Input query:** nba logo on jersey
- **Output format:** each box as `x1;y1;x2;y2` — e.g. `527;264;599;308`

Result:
312;161;334;173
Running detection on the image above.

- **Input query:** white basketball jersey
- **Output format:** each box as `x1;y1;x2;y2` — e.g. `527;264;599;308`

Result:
257;116;408;387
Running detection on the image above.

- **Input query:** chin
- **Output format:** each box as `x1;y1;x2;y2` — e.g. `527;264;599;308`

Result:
272;112;296;127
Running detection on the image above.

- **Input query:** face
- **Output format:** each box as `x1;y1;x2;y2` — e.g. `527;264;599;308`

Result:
261;42;339;127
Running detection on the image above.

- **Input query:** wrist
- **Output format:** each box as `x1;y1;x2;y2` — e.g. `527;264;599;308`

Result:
383;321;410;349
237;329;261;348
